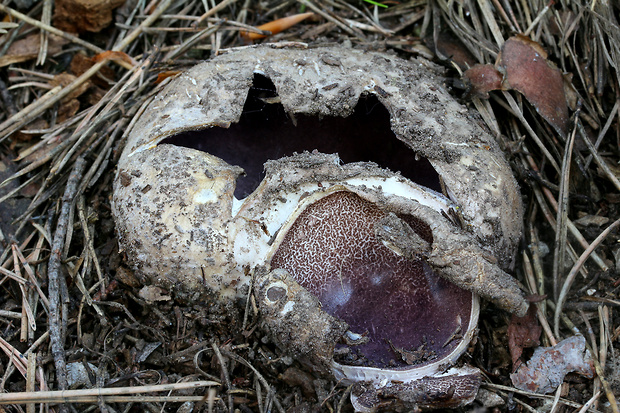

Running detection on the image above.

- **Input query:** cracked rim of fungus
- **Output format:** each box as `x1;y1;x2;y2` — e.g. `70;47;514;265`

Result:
112;45;528;396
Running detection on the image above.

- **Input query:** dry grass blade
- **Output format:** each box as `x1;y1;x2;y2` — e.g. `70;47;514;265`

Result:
0;381;219;404
552;124;576;301
555;217;620;335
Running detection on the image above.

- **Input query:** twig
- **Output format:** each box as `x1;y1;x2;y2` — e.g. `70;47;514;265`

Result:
522;252;557;345
163;22;223;61
211;341;234;412
12;243;50;310
36;0;52;65
0;85;62;143
26;349;36;413
48;157;87;392
584;99;619;170
0;381;219;404
195;0;238;25
503;91;561;173
221;349;286;413
552;120;577;300
523;1;552;36
477;0;505;46
554;217;620;335
483;382;605;412
13;246;36;333
579;392;602;413
113;0;175;51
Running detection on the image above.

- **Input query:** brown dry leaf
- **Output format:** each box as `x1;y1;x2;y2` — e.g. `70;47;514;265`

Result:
240;12;314;41
85;85;108;106
50;73;92;102
280;367;316;398
507;298;542;367
70;53;116;88
463;64;504;98
53;0;126;33
92;50;136;66
11;119;49;143
432;31;477;70
115;266;140;288
0;34;68;67
49;73;90;122
57;99;81;123
155;70;181;84
498;35;569;137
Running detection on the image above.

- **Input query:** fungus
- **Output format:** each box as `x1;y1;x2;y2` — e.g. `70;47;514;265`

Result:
113;45;528;410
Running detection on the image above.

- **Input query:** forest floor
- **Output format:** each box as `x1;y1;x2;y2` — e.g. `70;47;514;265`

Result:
0;0;619;412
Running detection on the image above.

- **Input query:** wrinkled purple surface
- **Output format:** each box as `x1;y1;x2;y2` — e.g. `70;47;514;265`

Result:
271;191;473;368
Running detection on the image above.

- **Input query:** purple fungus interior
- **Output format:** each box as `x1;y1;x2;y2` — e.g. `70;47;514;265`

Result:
271;191;473;369
160;74;442;199
160;74;473;369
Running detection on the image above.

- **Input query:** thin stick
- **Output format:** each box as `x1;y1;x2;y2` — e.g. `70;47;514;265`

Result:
13;244;50;310
35;0;52;65
8;395;213;404
483;382;604;412
584;100;619;170
221;349;286;413
0;85;62;143
211;341;233;412
523;1;552;36
0;266;27;285
195;0;238;25
76;197;102;281
113;0;175;52
48;157;87;391
554;217;620;336
26;350;35;413
477;0;505;46
0;381;219;404
503;91;561;173
163;23;223;61
13;246;36;333
524;153;608;271
522;251;557;345
552;121;576;300
578;392;602;413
